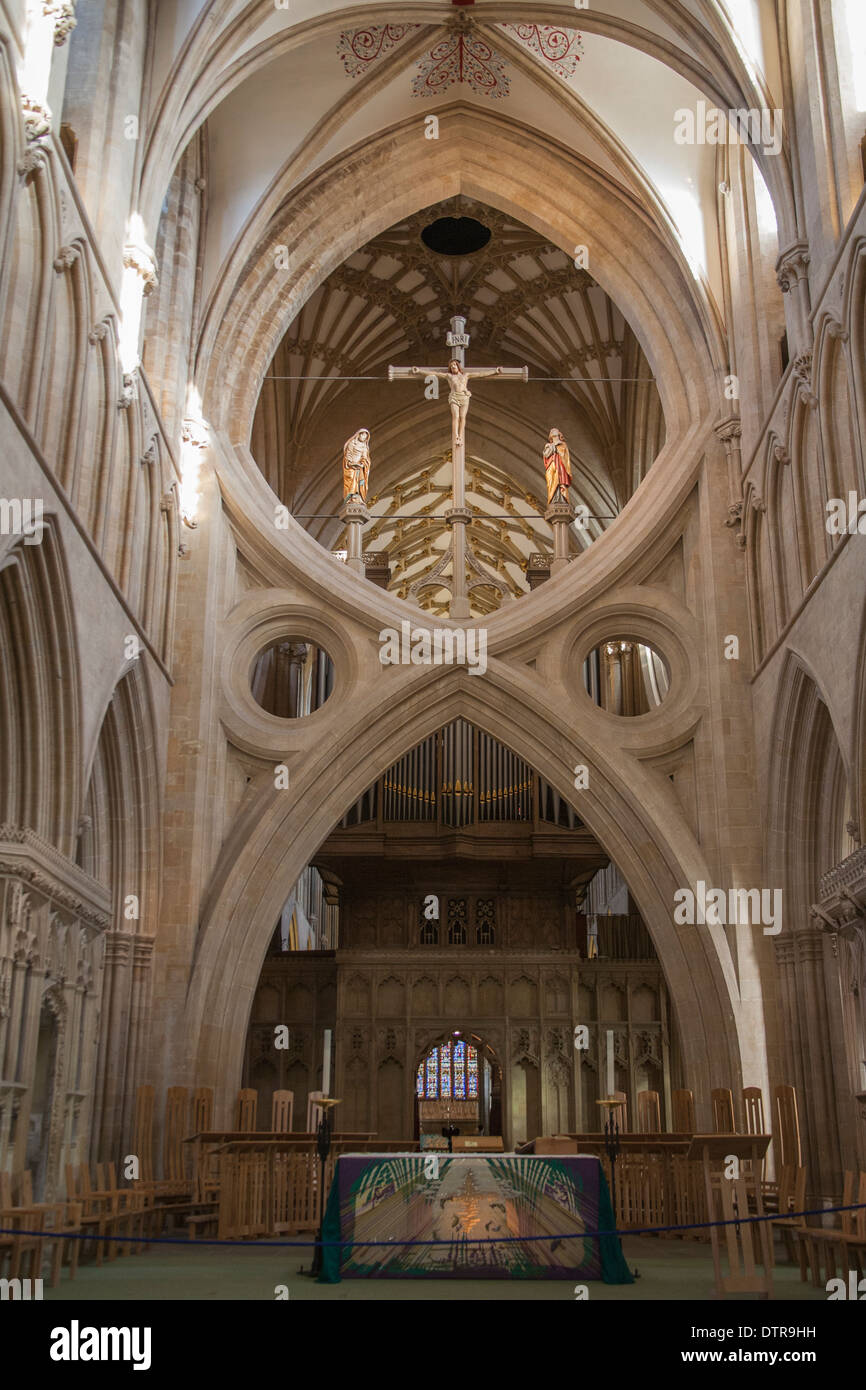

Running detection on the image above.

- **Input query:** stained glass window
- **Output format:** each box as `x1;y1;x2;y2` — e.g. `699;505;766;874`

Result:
416;1041;480;1099
453;1041;466;1098
440;1040;452;1096
467;1048;478;1098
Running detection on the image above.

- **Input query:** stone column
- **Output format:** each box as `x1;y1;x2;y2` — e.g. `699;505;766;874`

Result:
60;0;149;289
545;498;575;575
285;642;308;719
92;930;132;1164
339;497;369;576
776;241;812;356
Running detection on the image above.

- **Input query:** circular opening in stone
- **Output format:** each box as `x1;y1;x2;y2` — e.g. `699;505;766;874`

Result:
251;637;335;718
582;638;670;716
421;216;492;256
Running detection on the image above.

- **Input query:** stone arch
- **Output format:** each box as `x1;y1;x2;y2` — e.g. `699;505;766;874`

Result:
82;659;161;1162
0;520;81;854
139;2;797;252
183;671;752;1128
197;108;721;447
766;651;854;1189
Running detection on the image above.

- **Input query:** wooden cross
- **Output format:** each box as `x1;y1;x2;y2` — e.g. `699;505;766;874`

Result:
388;316;528;618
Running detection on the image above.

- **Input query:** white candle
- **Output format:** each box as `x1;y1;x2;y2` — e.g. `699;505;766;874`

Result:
322;1028;332;1097
606;1029;615;1098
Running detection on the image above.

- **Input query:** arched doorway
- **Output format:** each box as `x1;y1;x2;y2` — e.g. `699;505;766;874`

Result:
415;1032;502;1146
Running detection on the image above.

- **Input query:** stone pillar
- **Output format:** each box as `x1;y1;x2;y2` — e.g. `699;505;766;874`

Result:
544;498;575;575
60;0;148;289
714;418;743;514
339;497;369;576
92;930;133;1164
285;642;309;719
776;241;812;356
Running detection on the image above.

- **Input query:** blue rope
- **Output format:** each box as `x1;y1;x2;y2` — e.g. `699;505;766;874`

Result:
1;1200;863;1249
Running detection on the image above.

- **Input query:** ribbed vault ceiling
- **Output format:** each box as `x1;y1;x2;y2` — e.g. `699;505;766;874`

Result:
251;196;666;608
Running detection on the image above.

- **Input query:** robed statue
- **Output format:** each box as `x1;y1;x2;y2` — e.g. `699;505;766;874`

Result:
544;428;571;505
342;428;371;504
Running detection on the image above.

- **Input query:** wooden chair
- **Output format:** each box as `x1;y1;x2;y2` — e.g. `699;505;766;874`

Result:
235;1089;258;1132
16;1170;81;1286
271;1090;294;1134
704;1161;773;1298
815;1170;866;1283
191;1086;214;1134
769;1164;807;1265
161;1086;191;1197
64;1163;126;1265
742;1087;764;1134
0;1171;47;1283
189;1087;218;1205
637;1090;661;1133
672;1089;696;1132
96;1162;151;1254
794;1170;854;1288
711;1088;736;1134
132;1083;156;1191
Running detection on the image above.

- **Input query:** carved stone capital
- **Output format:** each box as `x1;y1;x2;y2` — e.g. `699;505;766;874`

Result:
776;240;810;293
714;417;742;449
122;240;158;295
118;371;137;409
21;94;52;142
724;500;745;548
17;146;47;177
181;417;209;451
53;244;80;273
46;1;76;44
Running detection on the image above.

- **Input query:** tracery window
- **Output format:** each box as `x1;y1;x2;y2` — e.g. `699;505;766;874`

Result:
476;898;495;944
447;898;467;944
416;1040;479;1098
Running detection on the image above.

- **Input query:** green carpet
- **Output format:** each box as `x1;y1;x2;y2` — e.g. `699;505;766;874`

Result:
42;1236;828;1301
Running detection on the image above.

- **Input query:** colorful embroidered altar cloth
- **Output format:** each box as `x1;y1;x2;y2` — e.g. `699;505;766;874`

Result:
319;1153;632;1282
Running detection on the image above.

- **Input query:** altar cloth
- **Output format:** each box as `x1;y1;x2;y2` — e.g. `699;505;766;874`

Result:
318;1153;633;1282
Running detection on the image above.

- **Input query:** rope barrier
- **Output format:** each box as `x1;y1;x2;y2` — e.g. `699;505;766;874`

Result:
2;1201;864;1250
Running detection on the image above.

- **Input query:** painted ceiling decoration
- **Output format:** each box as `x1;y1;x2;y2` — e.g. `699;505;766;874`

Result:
336;19;584;100
413;17;509;100
336;24;420;80
500;24;584;80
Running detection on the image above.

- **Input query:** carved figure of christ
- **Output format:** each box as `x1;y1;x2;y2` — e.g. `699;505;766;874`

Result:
388;359;528;506
388;328;528;618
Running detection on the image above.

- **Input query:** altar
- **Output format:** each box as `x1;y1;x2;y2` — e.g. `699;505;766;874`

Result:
319;1153;633;1283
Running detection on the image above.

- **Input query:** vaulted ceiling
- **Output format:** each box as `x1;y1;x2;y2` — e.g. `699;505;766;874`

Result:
251;197;665;606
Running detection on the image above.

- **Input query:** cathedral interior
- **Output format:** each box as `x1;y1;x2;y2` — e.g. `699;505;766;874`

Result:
0;0;865;1324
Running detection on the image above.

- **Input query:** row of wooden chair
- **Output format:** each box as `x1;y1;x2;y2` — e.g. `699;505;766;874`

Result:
610;1084;800;1149
794;1170;866;1286
0;1170;82;1286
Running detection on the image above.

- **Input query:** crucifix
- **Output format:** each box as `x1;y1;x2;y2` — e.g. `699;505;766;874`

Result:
388;316;528;618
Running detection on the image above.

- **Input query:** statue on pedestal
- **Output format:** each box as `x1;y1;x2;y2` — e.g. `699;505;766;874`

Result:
544;428;571;505
342;428;371;503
